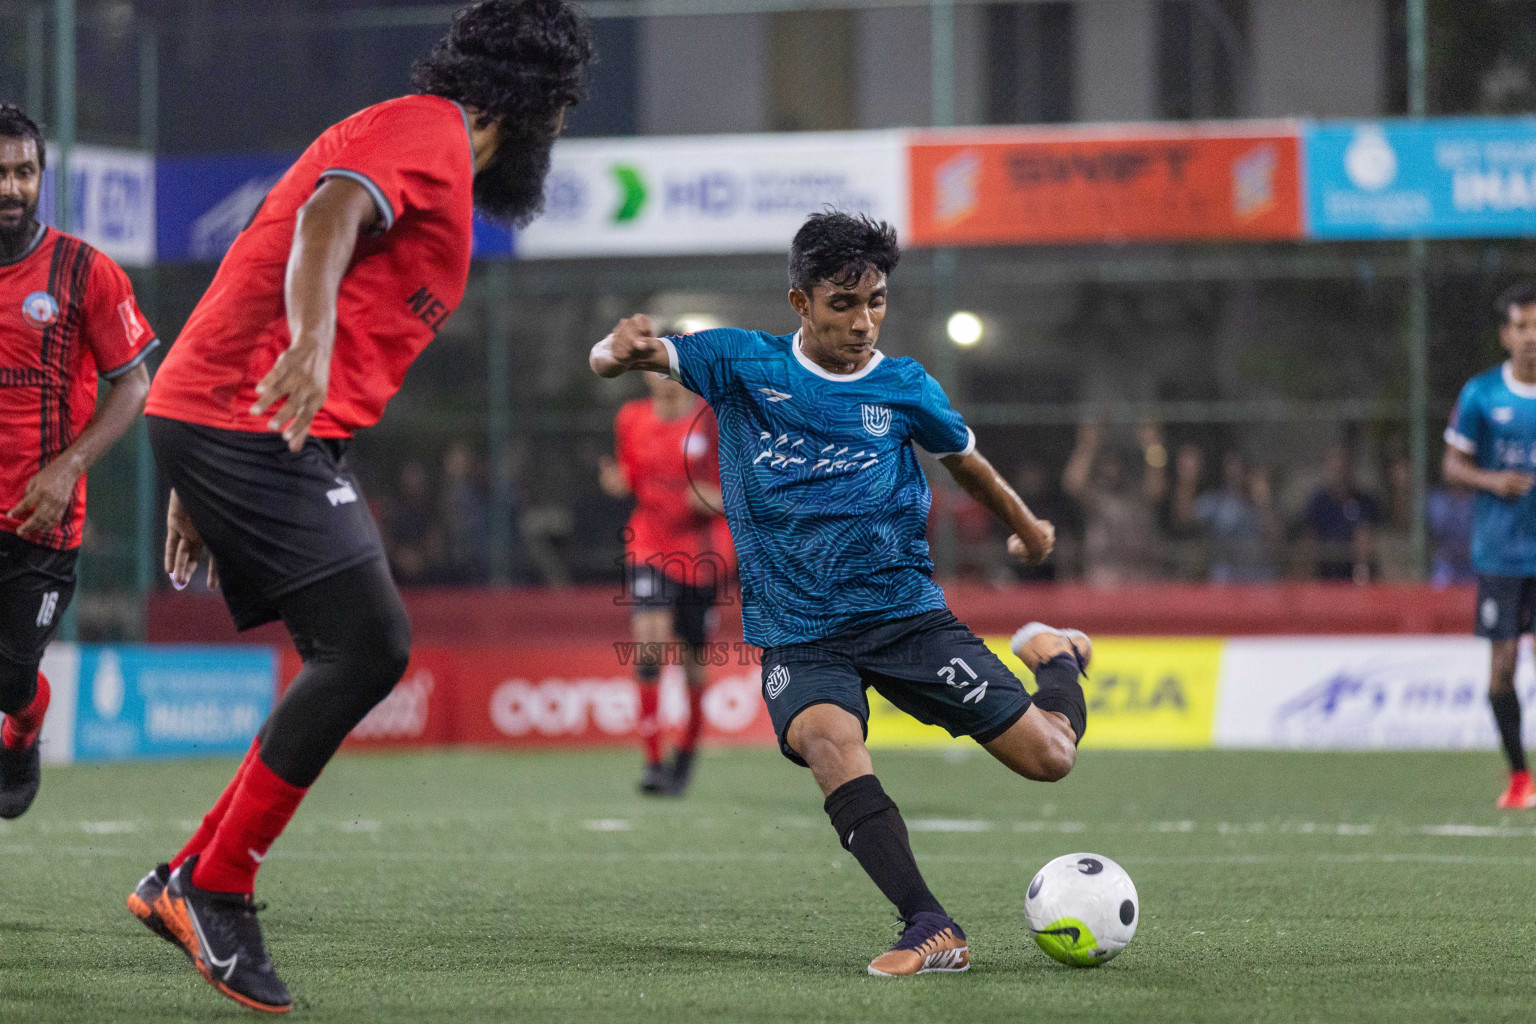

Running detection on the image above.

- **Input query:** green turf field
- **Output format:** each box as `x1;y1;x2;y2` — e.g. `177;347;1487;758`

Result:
3;747;1534;1023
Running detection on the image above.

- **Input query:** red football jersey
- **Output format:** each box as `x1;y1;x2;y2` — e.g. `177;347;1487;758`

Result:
614;395;729;581
0;226;157;549
146;94;475;438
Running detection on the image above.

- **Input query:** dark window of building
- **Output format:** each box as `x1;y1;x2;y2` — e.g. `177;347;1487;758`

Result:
985;2;1075;125
768;11;855;132
1157;0;1248;119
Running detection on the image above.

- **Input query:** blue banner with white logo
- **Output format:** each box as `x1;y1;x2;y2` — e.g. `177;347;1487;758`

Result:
156;153;512;263
71;646;275;762
1305;118;1536;239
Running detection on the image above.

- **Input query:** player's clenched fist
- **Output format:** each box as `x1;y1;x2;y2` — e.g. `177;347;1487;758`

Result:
1008;520;1055;565
1490;470;1535;500
591;314;672;378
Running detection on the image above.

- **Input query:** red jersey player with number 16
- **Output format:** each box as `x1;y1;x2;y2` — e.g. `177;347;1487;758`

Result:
123;1;592;1013
0;105;155;822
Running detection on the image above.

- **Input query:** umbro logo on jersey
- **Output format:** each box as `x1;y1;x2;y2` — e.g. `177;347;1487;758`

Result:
758;387;793;403
1494;407;1515;423
861;404;892;437
21;291;59;329
326;477;359;507
765;664;791;699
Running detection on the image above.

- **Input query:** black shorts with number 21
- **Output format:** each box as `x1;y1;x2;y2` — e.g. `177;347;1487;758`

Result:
760;608;1032;766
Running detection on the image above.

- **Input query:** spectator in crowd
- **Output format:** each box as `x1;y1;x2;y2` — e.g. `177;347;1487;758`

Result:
383;459;442;585
1303;445;1381;582
1011;457;1079;582
1173;447;1281;583
439;441;491;584
1063;420;1168;587
1427;484;1476;587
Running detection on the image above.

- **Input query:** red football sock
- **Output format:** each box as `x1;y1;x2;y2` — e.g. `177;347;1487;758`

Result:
191;753;307;894
638;682;662;765
171;737;260;871
2;672;50;750
680;683;706;754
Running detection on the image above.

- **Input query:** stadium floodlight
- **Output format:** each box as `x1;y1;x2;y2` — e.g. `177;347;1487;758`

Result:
674;314;721;335
947;311;983;346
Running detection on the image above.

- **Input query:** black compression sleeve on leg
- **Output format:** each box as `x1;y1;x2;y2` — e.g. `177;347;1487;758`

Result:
259;558;412;788
1031;653;1087;744
1491;691;1528;773
0;659;38;716
824;775;946;920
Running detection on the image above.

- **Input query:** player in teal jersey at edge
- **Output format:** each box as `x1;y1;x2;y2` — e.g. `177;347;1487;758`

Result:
1444;282;1536;809
591;211;1090;976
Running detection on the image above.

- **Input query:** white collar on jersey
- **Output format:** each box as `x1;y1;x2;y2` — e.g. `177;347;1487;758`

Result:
1503;361;1536;400
792;329;885;383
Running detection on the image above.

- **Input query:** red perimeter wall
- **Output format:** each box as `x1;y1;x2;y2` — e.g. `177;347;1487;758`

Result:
147;583;1477;647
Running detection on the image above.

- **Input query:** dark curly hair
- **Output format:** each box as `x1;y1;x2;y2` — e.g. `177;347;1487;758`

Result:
0;104;45;170
1497;281;1536;324
411;0;592;224
789;211;901;294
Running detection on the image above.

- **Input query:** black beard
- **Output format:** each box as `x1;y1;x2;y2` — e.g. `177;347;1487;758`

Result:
0;203;37;261
473;127;557;228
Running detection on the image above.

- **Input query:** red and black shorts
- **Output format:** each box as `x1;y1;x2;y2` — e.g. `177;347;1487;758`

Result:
0;531;77;668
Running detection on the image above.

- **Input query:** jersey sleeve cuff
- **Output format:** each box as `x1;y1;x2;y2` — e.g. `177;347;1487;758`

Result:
1443;427;1476;455
922;426;976;459
656;334;682;383
318;169;396;234
101;337;159;380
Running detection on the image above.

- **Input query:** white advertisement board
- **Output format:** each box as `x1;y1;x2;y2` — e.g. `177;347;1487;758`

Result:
59;145;157;266
518;130;908;258
1212;636;1536;750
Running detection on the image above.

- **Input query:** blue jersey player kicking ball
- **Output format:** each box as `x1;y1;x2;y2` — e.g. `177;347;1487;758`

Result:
590;211;1089;976
1445;281;1536;810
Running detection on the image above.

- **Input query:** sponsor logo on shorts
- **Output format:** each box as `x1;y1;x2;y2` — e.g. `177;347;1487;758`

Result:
21;291;59;329
326;477;359;507
1482;597;1500;631
765;664;791;699
961;681;988;704
861;404;892;437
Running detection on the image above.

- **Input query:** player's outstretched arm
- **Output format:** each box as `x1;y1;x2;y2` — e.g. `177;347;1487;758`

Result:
1443;445;1536;500
941;449;1056;565
590;315;673;378
8;364;150;538
253;177;381;453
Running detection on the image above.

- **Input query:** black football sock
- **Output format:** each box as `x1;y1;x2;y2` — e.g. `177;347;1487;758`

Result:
1490;691;1528;773
1031;653;1087;744
824;774;946;920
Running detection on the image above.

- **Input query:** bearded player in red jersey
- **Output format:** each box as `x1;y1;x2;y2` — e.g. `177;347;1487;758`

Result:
599;370;729;796
0;105;155;820
122;2;591;1012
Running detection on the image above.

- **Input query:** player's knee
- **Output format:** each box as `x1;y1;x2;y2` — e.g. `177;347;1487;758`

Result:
1036;734;1077;782
1491;642;1520;693
789;714;865;774
374;612;412;686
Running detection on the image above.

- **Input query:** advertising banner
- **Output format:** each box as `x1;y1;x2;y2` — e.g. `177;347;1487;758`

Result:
518;130;908;258
37;145;156;266
155;153;514;263
867;636;1223;750
281;643;776;750
1211;636;1528;750
907;125;1302;247
37;644;275;764
1305;118;1536;239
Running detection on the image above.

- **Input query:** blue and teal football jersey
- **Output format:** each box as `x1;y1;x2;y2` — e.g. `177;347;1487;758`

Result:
660;328;974;647
1445;362;1536;576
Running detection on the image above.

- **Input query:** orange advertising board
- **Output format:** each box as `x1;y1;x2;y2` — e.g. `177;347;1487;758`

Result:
908;125;1303;246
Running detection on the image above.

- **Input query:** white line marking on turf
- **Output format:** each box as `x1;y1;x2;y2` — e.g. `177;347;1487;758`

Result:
1419;824;1536;837
1012;821;1087;833
78;820;136;834
908;819;992;832
339;819;381;833
583;819;633;832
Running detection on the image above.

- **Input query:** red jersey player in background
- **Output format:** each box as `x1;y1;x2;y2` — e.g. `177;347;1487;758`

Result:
0;105;155;820
123;2;591;1012
599;368;731;796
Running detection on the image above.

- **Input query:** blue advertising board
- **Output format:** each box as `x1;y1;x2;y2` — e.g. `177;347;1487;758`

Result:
156;153;513;263
71;646;276;762
1306;118;1536;239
